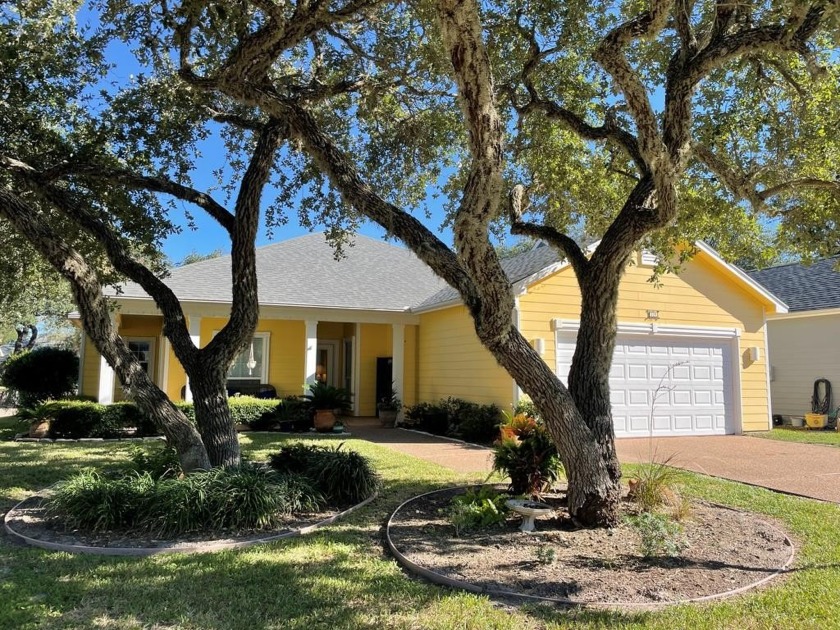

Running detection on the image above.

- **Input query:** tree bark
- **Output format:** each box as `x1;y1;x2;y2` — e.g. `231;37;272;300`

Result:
0;188;211;472
186;364;241;467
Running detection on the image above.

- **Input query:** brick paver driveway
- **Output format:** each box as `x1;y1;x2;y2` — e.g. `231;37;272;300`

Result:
616;435;840;503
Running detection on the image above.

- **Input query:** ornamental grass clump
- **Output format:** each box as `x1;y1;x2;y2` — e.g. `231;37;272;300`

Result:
46;464;325;536
269;442;380;505
492;413;562;496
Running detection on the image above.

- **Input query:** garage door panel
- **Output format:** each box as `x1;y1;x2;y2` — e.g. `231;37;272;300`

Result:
556;333;734;437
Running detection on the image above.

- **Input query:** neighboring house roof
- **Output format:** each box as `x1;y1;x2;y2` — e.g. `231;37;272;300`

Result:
749;257;840;312
112;233;448;311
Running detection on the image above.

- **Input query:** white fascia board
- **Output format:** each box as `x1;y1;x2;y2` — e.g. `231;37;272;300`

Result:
694;241;789;314
765;306;840;321
110;297;421;325
410;297;464;315
552;319;741;339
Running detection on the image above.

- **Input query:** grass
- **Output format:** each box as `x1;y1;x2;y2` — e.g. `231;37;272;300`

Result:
0;430;838;629
749;426;840;447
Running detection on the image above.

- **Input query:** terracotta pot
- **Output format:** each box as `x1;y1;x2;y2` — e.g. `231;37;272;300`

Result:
29;420;50;439
313;409;336;432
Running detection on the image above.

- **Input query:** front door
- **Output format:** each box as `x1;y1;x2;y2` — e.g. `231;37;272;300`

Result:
316;341;339;387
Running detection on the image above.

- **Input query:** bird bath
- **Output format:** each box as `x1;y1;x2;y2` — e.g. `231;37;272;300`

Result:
506;499;554;532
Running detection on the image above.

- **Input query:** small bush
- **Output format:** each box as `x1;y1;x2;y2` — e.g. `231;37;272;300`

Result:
175;397;281;430
452;401;503;444
277;396;313;431
1;347;78;407
492;413;562;496
512;395;541;421
48;401;105;439
403;402;449;435
448;486;509;536
269;442;380;505
627;512;689;558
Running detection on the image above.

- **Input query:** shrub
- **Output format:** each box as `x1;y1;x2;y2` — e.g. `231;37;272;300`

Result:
46;464;325;535
451;401;503;444
175;397;281;429
269;442;380;505
127;444;181;479
48;401;106;439
277;396;313;432
447;486;509;536
492;413;562;496
402;401;450;435
627;512;689;558
512;395;541;421
0;347;78;407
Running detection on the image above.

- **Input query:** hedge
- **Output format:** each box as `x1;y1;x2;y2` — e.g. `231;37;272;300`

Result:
402;397;503;444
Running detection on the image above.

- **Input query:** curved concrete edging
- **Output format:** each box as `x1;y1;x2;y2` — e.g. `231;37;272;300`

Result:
385;485;795;609
5;490;377;557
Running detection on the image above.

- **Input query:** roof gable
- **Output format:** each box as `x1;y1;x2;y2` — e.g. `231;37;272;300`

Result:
749;257;840;312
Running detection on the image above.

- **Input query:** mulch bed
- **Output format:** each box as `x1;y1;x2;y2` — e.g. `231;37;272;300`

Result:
387;486;794;606
5;494;343;554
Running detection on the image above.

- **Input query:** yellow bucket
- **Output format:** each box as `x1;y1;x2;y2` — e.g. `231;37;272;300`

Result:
805;413;828;429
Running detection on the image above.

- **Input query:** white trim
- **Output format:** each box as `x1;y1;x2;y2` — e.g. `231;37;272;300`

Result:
98;314;117;404
77;328;86;395
765;306;840;321
161;338;171;398
343;336;355;402
512;261;569;296
694;241;788;314
305;320;318;386
225;332;271;383
122;336;157;382
410;297;463;315
316;339;339;386
185;317;201;402
353;324;362;415
550;319;741;339
392;324;405;423
762;311;774;431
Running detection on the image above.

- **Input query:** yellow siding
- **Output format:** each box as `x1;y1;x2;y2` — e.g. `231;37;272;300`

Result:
81;334;100;399
358;323;392;416
200;317;306;398
518;251;771;432
166;342;186;401
418;306;513;409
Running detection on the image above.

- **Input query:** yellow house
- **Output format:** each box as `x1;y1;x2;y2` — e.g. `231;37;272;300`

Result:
78;234;786;436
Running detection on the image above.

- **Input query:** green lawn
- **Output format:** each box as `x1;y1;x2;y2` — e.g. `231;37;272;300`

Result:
749;426;840;447
1;427;839;629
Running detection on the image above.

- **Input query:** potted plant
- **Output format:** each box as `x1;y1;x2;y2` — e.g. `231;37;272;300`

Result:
18;401;59;438
377;389;402;428
304;382;352;432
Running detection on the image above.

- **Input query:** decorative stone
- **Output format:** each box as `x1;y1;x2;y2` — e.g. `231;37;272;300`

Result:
505;499;554;532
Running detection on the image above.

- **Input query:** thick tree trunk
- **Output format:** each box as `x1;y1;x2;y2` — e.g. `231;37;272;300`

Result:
187;365;241;468
484;329;621;527
13;324;37;353
0;188;211;472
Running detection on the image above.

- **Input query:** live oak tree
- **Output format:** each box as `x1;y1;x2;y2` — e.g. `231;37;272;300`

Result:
160;0;838;525
0;1;286;470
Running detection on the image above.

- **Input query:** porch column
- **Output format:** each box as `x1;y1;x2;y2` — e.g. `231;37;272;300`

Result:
184;317;201;402
97;314;117;404
305;320;318;387
392;324;405;421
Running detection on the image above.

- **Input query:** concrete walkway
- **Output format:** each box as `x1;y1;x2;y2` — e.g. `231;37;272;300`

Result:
348;418;839;503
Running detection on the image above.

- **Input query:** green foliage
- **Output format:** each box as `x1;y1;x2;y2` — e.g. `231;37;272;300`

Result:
627;512;689;558
402;398;503;443
447;486;509;536
175;397;282;430
126;444;181;479
512;395;541;422
492;414;562;496
46;464;325;536
304;382;352;411
276;396;313;431
268;442;380;505
534;545;557;565
48;400;106;439
0;347;78;407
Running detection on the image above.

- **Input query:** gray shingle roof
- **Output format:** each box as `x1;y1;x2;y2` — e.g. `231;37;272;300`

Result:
749;257;840;312
112;233;448;311
112;234;564;313
414;242;562;310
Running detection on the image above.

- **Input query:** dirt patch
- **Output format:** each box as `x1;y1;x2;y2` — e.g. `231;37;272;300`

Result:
5;494;345;554
387;486;794;606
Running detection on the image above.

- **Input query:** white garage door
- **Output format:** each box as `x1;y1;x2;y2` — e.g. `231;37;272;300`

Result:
556;335;735;437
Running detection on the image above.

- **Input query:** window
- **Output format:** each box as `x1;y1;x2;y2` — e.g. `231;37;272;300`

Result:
226;333;270;382
127;339;154;378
